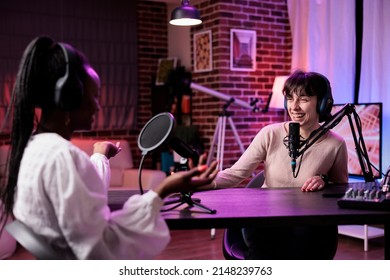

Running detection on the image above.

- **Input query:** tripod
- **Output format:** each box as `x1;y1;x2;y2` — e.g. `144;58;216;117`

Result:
162;192;216;213
206;101;253;238
206;101;246;170
161;158;216;214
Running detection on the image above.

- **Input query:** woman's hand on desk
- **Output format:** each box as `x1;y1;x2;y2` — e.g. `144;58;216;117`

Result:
301;175;326;192
154;160;219;199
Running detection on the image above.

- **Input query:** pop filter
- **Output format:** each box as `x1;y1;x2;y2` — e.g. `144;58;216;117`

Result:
137;112;216;214
137;112;176;194
138;112;176;155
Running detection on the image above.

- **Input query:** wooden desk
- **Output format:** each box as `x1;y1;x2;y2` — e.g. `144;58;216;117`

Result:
108;186;390;259
160;188;390;259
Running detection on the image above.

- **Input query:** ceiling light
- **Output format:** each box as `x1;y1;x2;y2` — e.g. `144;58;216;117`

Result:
169;0;202;26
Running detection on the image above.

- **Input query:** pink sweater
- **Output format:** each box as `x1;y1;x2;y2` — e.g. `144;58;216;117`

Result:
216;122;348;188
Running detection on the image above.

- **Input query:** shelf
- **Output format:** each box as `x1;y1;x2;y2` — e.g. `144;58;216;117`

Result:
338;225;384;251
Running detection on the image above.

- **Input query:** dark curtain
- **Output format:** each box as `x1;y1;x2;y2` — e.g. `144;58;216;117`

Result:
0;0;138;133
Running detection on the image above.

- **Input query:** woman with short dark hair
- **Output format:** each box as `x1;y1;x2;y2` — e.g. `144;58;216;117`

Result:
210;70;348;259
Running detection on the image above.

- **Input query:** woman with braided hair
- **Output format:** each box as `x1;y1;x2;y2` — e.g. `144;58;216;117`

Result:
0;36;217;259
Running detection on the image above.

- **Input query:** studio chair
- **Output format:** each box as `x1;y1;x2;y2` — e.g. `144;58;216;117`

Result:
6;220;65;260
222;171;339;260
222;171;265;260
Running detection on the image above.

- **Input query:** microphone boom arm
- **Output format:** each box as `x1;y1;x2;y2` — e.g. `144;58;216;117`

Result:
297;103;375;182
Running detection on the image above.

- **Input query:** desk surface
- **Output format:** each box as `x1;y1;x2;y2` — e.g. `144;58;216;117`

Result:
109;186;390;259
160;187;390;230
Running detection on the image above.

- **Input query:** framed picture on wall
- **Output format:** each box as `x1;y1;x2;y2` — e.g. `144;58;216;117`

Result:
230;29;256;71
193;30;212;73
156;57;177;85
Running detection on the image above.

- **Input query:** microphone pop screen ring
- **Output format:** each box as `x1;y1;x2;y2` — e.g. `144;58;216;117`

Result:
137;112;176;155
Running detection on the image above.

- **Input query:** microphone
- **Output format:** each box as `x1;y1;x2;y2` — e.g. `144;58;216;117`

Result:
288;122;300;173
169;136;200;166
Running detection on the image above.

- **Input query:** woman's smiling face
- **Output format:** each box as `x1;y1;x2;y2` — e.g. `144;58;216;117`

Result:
286;92;319;130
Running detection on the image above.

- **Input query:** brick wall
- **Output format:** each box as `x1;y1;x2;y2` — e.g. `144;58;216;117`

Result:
189;0;291;170
135;0;292;171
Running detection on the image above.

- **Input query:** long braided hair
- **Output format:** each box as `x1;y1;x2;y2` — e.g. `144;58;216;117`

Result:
0;36;86;231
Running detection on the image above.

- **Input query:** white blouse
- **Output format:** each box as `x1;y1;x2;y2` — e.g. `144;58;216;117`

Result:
13;133;170;259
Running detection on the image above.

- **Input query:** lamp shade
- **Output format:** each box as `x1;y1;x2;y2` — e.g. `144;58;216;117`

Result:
270;76;289;109
169;0;202;26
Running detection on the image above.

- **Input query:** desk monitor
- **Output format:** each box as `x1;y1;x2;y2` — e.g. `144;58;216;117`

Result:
331;103;382;178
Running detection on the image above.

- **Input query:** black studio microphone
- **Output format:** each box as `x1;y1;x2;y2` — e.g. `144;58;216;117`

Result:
288;122;300;173
169;137;200;166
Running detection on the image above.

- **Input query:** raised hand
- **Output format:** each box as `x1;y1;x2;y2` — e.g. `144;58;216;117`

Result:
93;141;122;159
154;161;219;199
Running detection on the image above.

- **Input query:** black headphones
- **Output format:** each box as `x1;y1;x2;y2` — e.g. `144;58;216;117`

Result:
54;43;84;111
316;74;334;118
284;73;334;120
